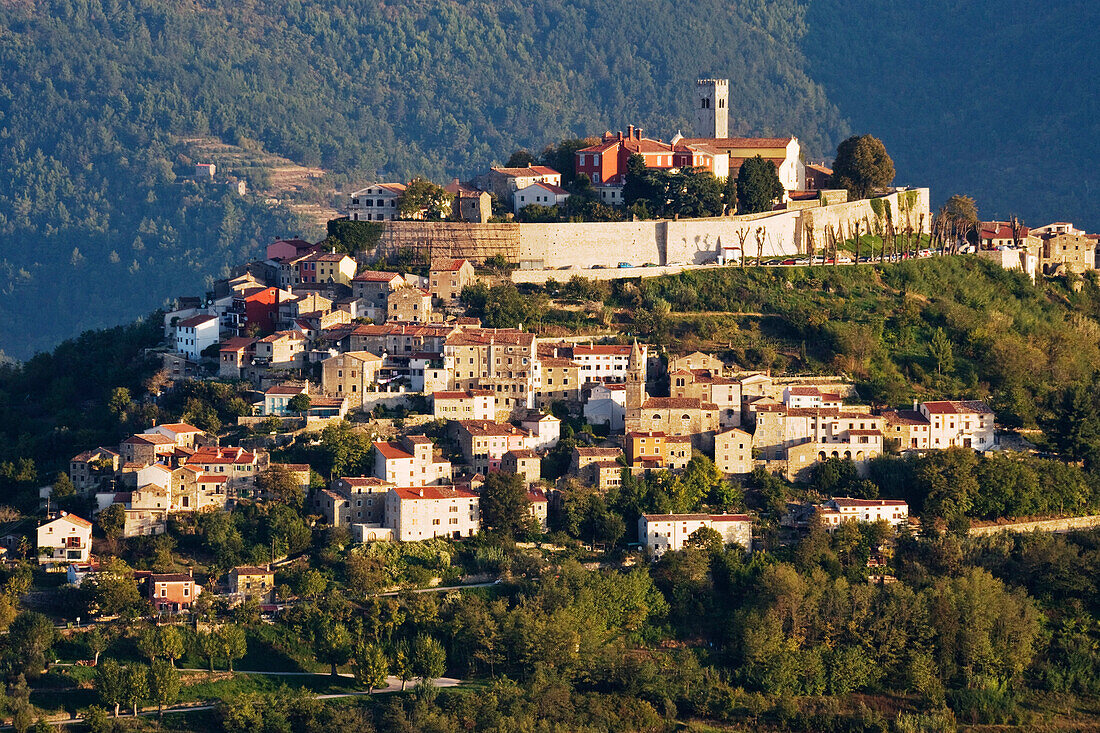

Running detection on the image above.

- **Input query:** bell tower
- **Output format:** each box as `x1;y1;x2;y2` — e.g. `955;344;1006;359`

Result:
694;78;729;139
625;340;647;431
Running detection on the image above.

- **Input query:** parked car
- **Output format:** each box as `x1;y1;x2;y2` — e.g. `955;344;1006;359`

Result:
617;262;633;268
781;259;797;266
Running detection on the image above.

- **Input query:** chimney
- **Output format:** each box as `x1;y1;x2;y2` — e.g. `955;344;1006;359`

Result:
617;131;623;141
627;124;634;139
635;127;643;139
913;400;918;411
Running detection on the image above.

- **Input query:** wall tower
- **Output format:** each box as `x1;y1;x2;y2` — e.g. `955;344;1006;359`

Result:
694;78;729;139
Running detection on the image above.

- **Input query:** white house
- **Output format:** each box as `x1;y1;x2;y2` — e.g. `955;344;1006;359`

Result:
584;383;626;431
373;436;452;487
347;183;406;222
817;498;908;530
37;512;92;566
384;485;480;541
519;411;561;451
174;314;219;359
638;513;752;559
513;181;570;214
433;390;495;422
919;400;995;451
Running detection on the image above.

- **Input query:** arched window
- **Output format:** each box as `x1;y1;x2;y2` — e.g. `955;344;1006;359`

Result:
681;414;691;420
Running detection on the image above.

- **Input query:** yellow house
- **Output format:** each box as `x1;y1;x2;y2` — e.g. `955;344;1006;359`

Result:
228;565;276;603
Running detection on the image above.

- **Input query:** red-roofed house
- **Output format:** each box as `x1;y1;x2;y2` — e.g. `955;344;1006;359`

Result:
527;487;549;529
266;238;321;261
433;390;495;421
148;573;200;613
295;251;357;286
513;181;570;214
485;166;561;205
639;513;752;558
918;400;995;450
175;314;219;359
384;485;480;541
373;435;452;486
36;512;92;565
428;259;476;303
819;498;908;529
144;423;204;448
351;271;405;314
451;421;534;474
219;337;257;379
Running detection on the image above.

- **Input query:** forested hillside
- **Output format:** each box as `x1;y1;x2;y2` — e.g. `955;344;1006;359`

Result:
805;0;1100;231
0;0;843;359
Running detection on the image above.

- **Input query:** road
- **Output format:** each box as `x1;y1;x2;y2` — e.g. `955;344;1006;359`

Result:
374;580;497;597
37;673;462;727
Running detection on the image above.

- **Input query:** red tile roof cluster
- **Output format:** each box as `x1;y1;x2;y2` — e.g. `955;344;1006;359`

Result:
187;446;258;465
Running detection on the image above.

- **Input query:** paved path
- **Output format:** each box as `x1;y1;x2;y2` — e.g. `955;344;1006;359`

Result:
35;674;461;727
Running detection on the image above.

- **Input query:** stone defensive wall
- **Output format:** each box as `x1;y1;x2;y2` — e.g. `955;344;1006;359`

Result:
372;189;930;270
968;514;1100;536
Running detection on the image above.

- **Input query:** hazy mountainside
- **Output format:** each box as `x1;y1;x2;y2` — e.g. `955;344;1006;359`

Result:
0;0;846;359
805;0;1100;231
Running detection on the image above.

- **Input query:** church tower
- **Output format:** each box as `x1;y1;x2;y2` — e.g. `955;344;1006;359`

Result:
694;78;729;139
625;339;647;431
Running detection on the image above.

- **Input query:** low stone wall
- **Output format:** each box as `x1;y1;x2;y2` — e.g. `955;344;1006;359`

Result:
968;514;1100;536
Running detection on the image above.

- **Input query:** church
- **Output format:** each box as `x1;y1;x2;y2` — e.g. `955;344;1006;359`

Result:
623;341;721;450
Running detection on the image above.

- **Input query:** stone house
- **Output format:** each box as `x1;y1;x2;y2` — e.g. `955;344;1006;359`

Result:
501;449;541;485
384;485;480;541
428;259;477;303
387;287;433;323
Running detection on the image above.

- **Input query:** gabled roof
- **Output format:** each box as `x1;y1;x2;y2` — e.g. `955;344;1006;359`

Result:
148;423;203;434
391;485;478;501
491;166;560;178
177;314;218;329
430;259;471;272
352;270;404;283
373;441;414;461
351;183;407;195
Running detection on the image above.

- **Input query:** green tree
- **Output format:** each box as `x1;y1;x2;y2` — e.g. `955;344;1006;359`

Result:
410;634;447;685
354;642;389;693
928;327;954;376
287;393;311;417
479;471;531;536
95;659;126;717
831;134;895;200
539;138;598;187
318;420;374;479
51;472;75;499
313;615;353;677
197;630;220;672
505;150;535;168
685;525;724;554
736;156;783;214
85;560;144;618
217;625;247;672
4;612;55;680
84;628;108;666
397;177;452;220
137;625;159;662
122;664;148;717
157;626;185;668
98;504;126;543
393;639;413;691
147;659;180;719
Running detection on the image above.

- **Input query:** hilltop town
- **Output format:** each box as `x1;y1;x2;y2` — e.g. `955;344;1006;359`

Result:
2;78;1100;733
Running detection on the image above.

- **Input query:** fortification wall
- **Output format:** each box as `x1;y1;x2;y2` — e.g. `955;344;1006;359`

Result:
801;189;931;244
371;189;930;269
968;514;1100;536
665;210;802;263
517;221;661;268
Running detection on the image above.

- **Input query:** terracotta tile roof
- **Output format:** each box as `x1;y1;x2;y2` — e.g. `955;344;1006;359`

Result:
46;512;92;528
373;441;414;461
922;400;993;415
491;166;560;178
527;488;549;502
72;447;118;461
151;423;203;434
628;431;667;438
445;329;534;347
391;485;478;501
830;498;907;508
265;385;305;396
198;474;228;483
574;446;622;457
848;429;883;436
124;433;176;445
573;344;633;356
177;314;218;329
642;396;716;410
881;409;929;426
337;477;392;487
455;421;530;437
430;259;470;272
709;513;752;522
150;573;195;583
352;270;403;282
506;448;539;459
538;356;578;367
433;390;494;400
299;252;352;263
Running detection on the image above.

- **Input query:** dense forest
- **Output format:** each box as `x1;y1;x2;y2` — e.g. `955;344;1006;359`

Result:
805;0;1100;232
